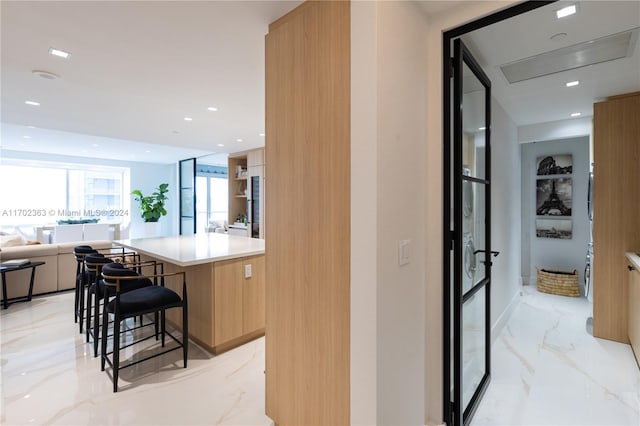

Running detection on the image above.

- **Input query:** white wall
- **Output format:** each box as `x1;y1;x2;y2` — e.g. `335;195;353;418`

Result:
1;150;178;237
128;162;177;237
518;116;592;143
521;136;590;292
351;1;378;424
489;98;521;341
351;1;428;424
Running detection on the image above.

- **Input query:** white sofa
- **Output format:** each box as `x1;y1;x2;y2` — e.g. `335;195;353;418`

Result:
0;240;113;301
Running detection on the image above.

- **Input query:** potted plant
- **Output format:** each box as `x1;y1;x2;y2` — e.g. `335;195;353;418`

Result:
131;183;169;222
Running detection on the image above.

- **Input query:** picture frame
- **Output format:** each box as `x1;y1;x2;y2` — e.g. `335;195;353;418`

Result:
536;154;572;176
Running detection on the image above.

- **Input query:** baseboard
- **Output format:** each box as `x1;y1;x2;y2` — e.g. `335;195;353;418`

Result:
491;288;521;344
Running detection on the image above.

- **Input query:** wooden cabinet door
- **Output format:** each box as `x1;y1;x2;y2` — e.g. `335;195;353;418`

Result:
629;267;640;360
214;259;243;346
243;255;266;334
248;148;264;168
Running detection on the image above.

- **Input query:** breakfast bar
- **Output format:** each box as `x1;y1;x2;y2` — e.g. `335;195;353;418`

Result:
116;233;265;354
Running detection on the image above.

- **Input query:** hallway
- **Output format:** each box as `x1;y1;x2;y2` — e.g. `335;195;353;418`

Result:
473;286;640;425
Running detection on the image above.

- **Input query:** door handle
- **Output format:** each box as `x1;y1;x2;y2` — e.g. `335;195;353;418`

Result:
473;250;500;266
473;250;500;257
629;265;636;272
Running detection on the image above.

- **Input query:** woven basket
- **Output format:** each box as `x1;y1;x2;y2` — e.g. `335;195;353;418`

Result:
536;267;580;297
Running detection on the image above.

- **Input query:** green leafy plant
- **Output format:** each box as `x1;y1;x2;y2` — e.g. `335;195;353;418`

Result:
131;183;169;222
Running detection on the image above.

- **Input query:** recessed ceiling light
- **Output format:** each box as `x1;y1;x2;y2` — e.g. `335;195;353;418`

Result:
48;47;71;58
217;143;224;147
145;150;151;153
207;107;218;112
550;32;568;42
236;138;243;142
556;4;576;19
184;117;193;121
259;133;265;137
566;80;580;87
27;125;36;129
32;70;60;80
92;143;99;147
571;112;581;117
23;135;31;139
25;101;40;106
478;127;486;131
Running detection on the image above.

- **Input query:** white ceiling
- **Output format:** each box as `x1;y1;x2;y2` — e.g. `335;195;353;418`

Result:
461;1;640;127
1;1;301;164
1;1;639;165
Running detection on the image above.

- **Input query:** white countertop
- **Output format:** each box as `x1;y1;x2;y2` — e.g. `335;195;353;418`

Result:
115;233;265;267
626;252;640;271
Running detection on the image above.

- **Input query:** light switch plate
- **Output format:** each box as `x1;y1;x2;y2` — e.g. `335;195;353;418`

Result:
244;264;252;278
399;240;411;266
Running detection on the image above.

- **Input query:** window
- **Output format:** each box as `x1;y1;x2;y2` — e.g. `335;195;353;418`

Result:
195;175;228;233
0;159;130;227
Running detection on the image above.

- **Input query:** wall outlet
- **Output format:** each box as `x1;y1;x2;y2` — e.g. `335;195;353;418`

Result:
244;264;252;278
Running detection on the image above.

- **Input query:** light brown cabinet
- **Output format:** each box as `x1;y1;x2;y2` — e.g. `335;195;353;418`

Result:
214;259;244;346
628;260;640;365
213;255;265;348
242;255;266;333
593;92;640;343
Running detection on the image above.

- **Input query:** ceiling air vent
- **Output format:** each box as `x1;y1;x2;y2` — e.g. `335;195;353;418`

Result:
500;28;638;83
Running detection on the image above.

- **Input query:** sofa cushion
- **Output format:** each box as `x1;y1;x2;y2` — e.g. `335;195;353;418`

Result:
1;244;59;259
0;234;25;248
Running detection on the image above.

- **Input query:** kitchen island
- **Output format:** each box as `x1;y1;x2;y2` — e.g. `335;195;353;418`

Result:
116;233;265;354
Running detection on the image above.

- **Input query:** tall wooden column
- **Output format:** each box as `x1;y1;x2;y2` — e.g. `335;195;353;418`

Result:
265;1;351;424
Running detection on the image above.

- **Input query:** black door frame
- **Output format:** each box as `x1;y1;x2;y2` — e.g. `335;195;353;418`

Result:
179;158;197;235
442;2;556;425
452;37;492;426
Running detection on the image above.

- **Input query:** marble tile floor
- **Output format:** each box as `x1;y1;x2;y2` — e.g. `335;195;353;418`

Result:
4;286;639;426
1;291;270;425
472;286;640;426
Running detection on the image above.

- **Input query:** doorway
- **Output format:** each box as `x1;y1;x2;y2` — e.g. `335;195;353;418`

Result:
442;2;556;425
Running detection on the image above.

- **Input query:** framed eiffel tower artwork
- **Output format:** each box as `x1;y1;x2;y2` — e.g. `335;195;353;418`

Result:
536;178;572;217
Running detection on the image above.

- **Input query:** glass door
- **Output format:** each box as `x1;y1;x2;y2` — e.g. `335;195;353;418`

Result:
179;158;196;235
445;38;494;426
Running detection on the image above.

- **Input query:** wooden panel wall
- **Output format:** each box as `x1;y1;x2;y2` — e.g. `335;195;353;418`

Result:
265;1;350;424
593;92;640;343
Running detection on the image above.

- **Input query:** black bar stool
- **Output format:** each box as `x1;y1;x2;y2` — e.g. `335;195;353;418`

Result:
73;246;98;326
100;266;188;392
86;259;157;357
